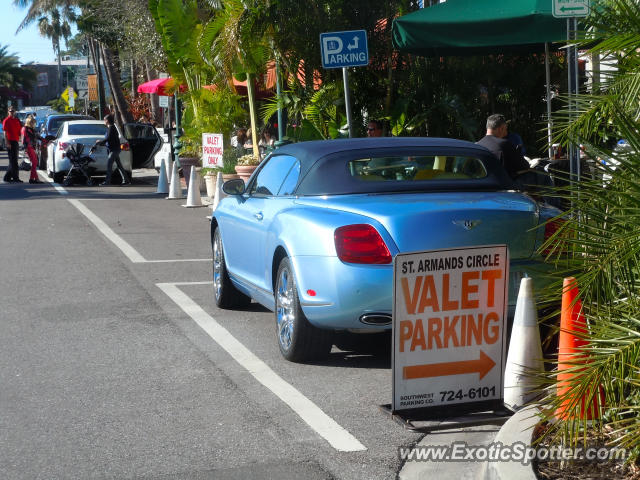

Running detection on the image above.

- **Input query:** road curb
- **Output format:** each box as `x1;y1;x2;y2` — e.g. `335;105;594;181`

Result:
481;405;539;480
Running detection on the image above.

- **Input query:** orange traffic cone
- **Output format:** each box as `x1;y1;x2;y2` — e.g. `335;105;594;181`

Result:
555;277;604;420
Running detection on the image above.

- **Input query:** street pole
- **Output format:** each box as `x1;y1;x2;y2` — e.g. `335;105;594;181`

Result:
342;67;354;138
173;93;182;167
545;42;553;160
567;17;579;184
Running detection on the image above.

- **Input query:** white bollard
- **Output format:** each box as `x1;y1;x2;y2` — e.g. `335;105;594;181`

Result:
183;165;203;208
167;159;184;199
504;277;544;411
211;172;227;211
156;154;169;194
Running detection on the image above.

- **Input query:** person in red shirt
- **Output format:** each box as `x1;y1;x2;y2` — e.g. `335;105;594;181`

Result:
3;106;23;183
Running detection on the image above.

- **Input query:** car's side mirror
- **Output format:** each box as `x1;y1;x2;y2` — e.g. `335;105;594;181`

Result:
222;178;245;195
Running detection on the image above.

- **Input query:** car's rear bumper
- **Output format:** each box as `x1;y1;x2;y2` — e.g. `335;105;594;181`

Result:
291;255;556;330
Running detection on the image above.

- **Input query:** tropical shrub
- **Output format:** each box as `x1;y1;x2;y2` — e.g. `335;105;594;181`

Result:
537;0;640;464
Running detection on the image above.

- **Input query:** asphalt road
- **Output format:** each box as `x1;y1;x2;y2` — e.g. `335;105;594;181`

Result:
0;153;426;479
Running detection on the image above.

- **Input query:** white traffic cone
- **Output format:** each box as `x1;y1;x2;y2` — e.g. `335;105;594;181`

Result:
167;159;184;199
183;165;203;208
211;172;226;211
504;277;544;411
156;155;169;194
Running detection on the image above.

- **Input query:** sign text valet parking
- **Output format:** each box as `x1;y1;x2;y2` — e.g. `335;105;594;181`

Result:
392;245;508;413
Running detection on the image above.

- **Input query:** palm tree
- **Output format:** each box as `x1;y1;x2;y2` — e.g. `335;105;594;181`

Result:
14;0;75;95
201;0;271;159
0;45;36;106
538;0;640;462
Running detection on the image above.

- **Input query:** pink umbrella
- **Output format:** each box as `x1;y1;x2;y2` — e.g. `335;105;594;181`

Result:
137;77;186;96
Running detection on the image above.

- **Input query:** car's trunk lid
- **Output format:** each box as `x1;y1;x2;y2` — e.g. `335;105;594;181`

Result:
295;192;540;260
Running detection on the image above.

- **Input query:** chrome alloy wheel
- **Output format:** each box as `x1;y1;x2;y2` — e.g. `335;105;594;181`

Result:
213;231;223;300
276;266;295;351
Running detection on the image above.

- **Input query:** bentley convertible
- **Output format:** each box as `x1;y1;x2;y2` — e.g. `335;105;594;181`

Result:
210;138;560;362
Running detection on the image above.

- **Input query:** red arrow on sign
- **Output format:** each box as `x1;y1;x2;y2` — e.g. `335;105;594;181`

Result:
403;350;496;380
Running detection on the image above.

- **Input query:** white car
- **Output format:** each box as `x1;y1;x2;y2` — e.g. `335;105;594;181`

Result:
154;132;171;172
46;120;133;184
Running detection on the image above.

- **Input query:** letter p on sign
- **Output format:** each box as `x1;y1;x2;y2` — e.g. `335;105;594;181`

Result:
322;36;343;64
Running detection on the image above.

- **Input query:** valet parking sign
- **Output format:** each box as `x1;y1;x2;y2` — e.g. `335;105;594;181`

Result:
392;245;508;413
202;133;223;168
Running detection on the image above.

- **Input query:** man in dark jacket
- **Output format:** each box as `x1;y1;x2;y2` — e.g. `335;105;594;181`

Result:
476;114;530;180
95;114;130;186
477;114;556;202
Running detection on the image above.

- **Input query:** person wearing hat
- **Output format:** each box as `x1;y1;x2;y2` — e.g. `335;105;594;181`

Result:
21;115;43;184
2;106;23;183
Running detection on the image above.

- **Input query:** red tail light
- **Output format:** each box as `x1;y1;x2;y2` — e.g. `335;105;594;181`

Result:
542;219;566;256
334;224;392;264
120;142;130;151
58;141;69;151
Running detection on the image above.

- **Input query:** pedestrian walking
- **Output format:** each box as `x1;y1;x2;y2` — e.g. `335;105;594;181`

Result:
2;106;23;183
22;116;43;184
95;114;130;186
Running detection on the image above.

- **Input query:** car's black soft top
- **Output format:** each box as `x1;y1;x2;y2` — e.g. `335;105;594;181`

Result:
270;137;516;196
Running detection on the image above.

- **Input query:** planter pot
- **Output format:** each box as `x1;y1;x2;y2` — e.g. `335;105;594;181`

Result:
222;173;241;182
178;156;200;189
235;165;258;183
204;174;216;198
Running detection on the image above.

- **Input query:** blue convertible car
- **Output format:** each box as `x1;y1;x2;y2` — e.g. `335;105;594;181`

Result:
211;138;560;362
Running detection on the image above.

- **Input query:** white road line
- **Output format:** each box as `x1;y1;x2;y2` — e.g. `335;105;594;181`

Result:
38;173;210;264
38;170;68;195
68;199;211;264
68;198;147;263
157;281;367;453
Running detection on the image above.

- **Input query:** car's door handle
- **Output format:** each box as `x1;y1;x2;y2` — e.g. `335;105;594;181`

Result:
254;212;264;221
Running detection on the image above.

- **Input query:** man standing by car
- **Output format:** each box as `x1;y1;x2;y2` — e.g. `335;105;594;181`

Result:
367;120;383;137
476;114;530;180
477;114;558;205
95;114;130;186
3;107;23;183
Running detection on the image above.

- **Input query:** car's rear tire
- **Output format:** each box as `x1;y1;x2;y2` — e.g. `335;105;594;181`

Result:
53;172;65;184
275;257;332;363
212;227;251;309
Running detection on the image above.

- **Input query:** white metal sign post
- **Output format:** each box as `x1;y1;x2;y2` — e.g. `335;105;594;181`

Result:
553;0;590;187
391;245;509;418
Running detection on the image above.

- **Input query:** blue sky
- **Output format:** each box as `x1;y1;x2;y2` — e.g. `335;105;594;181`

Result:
1;3;65;64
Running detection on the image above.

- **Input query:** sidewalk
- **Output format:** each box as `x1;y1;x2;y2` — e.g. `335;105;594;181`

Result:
399;424;502;480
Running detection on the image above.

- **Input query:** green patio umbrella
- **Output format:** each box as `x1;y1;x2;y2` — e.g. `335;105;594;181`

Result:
392;0;567;56
393;0;569;157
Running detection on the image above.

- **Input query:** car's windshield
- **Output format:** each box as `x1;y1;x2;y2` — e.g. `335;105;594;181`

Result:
349;155;487;182
48;117;87;134
17;112;35;122
68;124;107;136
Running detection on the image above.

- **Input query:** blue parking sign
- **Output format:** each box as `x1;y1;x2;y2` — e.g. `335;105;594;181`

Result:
320;30;369;69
